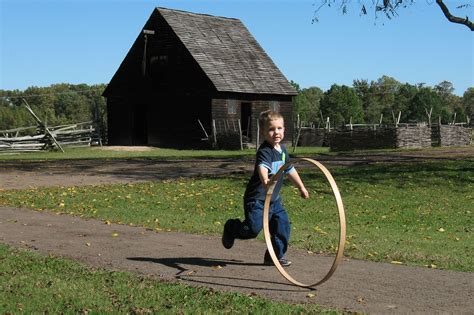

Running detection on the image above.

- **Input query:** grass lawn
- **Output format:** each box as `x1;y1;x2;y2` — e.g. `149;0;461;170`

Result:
0;145;331;161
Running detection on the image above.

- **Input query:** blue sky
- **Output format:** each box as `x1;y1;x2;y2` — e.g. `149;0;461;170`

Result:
1;0;473;95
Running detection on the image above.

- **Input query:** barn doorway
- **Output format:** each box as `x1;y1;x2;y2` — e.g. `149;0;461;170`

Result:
132;103;148;145
241;102;252;141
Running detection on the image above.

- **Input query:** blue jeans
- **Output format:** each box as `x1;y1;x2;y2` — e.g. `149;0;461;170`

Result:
234;198;290;259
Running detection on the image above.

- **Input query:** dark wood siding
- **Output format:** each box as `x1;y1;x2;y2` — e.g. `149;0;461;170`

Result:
211;94;294;144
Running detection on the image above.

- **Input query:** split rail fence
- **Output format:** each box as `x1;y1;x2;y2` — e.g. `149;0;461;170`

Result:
0;121;100;153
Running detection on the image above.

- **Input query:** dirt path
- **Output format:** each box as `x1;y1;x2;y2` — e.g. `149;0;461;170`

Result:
1;206;473;314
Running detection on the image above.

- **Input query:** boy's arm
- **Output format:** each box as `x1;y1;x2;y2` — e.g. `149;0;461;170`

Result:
258;165;270;189
287;169;309;199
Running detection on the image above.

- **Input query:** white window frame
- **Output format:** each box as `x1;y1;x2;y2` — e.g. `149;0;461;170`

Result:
227;99;237;115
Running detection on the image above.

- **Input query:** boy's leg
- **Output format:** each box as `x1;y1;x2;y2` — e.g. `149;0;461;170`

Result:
239;199;264;239
222;199;264;249
268;199;291;259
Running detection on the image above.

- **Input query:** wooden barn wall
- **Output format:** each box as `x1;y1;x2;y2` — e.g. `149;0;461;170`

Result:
105;11;216;148
104;11;215;98
434;125;472;147
211;95;293;145
146;93;211;148
329;126;431;151
107;97;133;145
144;13;215;94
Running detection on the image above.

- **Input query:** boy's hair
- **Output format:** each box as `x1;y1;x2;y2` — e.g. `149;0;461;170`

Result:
258;110;284;129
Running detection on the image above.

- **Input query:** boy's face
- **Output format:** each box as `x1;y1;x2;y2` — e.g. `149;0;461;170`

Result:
263;118;285;146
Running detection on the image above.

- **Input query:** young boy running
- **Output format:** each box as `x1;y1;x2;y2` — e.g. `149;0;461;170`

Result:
222;110;309;266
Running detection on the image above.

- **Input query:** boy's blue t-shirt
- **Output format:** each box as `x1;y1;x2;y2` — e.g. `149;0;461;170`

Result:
244;141;295;202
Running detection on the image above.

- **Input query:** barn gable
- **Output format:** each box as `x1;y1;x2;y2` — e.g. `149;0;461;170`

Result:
157;8;296;95
103;7;296;148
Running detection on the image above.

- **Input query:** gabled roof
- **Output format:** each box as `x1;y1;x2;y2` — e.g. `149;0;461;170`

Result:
156;7;296;95
157;7;296;95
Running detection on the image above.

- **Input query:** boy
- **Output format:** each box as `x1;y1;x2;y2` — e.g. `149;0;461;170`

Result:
222;110;309;267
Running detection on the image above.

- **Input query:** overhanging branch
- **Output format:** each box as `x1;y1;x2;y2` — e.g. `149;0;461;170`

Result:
436;0;473;31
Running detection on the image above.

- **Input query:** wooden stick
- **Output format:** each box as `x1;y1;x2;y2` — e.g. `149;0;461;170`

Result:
22;98;64;152
256;119;259;151
212;120;217;146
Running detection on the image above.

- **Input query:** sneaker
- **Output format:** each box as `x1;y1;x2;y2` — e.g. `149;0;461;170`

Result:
222;219;236;249
263;254;292;267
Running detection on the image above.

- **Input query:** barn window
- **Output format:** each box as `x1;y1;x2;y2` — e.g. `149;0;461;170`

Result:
227;99;237;114
269;101;280;112
150;55;168;66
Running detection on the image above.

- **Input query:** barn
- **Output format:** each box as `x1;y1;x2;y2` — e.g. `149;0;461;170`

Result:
102;7;297;148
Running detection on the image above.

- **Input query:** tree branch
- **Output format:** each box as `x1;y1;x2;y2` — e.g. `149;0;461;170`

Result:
436;0;473;31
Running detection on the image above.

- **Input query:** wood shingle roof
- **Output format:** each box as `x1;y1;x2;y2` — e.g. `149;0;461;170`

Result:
157;7;297;95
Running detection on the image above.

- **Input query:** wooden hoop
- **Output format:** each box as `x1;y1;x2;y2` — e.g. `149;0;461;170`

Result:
263;157;346;288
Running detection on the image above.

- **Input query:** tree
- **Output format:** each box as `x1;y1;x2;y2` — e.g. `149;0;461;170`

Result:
314;0;473;31
407;87;447;123
292;82;324;124
353;76;401;124
0;83;106;131
393;83;418;122
320;84;364;126
462;87;474;123
434;81;465;123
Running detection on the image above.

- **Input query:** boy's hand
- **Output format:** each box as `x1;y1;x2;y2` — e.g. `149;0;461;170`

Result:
262;178;270;190
300;187;309;199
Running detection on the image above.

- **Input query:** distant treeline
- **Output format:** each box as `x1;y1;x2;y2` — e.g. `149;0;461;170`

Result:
0;77;472;134
0;83;107;133
292;76;473;127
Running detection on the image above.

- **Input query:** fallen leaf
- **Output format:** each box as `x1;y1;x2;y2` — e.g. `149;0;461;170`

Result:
390;261;403;265
211;265;223;270
111;233;119;237
307;293;316;298
85;242;91;247
438;228;445;232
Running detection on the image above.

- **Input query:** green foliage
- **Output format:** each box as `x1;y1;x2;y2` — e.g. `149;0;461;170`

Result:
293;76;469;127
292;81;324;123
0;84;107;132
462;87;474;121
320;84;364;126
